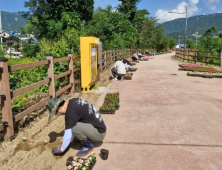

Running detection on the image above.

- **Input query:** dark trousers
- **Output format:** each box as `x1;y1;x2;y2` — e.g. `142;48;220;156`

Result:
132;56;138;61
111;68;125;79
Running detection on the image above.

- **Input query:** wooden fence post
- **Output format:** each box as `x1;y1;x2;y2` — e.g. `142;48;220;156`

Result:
104;51;107;70
46;54;55;98
206;50;209;65
220;50;222;67
0;57;14;141
194;49;197;64
68;52;74;94
183;50;185;62
187;49;190;63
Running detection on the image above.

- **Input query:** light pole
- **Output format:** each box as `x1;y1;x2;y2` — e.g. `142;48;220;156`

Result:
169;7;189;49
0;33;3;51
195;32;198;46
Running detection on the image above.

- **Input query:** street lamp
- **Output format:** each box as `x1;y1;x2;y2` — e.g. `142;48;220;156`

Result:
169;7;189;49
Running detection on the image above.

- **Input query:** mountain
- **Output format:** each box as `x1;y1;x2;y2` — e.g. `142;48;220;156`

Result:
1;11;27;33
161;13;222;39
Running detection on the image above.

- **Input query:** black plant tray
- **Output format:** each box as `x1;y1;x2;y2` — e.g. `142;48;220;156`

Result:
99;110;116;114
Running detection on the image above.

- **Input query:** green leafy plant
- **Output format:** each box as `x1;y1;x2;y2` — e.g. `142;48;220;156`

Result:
92;84;99;90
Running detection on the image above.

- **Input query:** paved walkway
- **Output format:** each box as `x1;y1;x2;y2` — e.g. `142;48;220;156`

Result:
93;52;222;170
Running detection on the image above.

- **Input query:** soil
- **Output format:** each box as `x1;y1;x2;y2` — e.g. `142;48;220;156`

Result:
0;65;114;170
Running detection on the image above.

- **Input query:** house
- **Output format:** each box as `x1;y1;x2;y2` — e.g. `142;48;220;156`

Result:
1;31;21;47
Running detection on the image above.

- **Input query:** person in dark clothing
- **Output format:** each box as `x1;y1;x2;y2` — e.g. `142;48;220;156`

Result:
46;96;106;157
123;59;132;66
131;52;139;61
145;50;151;56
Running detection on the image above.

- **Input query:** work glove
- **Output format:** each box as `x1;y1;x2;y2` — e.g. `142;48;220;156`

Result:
52;147;63;156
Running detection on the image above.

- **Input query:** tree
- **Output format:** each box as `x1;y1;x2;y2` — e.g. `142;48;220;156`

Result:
186;40;196;49
117;0;141;22
87;7;138;50
22;0;94;39
203;25;217;37
139;17;166;50
168;38;176;49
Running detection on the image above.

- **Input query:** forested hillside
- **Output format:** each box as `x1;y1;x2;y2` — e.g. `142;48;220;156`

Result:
162;13;222;38
1;11;26;32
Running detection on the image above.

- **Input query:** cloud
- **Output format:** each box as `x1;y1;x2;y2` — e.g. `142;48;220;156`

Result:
155;0;200;23
204;0;221;10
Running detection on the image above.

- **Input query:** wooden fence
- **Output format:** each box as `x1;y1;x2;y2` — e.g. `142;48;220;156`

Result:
175;49;222;67
0;48;145;141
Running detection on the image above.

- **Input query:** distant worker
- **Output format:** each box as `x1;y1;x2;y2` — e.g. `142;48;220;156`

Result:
131;51;139;61
111;56;126;80
145;50;151;56
123;58;132;69
152;49;156;56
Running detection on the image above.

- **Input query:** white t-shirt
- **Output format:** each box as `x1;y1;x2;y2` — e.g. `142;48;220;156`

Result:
132;53;139;59
113;61;126;74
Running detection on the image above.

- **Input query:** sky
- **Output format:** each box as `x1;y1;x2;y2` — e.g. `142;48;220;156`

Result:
0;0;222;23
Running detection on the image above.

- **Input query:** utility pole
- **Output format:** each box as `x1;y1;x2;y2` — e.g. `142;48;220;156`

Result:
169;7;189;49
0;9;3;51
196;18;199;46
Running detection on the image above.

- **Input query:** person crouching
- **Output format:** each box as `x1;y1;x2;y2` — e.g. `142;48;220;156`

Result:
46;96;107;157
111;56;126;81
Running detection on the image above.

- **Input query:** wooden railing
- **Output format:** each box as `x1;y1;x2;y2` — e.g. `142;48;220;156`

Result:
0;48;146;141
99;49;146;72
175;49;222;67
0;53;80;141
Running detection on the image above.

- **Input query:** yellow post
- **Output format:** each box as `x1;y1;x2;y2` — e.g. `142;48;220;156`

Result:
80;37;100;92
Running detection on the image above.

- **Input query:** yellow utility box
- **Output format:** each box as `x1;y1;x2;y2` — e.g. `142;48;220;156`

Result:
80;36;100;92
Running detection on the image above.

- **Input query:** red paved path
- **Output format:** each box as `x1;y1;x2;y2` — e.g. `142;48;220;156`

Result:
93;52;222;170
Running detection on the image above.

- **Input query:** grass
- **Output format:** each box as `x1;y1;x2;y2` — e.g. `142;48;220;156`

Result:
92;84;99;90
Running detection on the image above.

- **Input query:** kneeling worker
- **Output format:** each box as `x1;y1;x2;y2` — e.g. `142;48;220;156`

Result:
46;96;107;157
111;56;126;80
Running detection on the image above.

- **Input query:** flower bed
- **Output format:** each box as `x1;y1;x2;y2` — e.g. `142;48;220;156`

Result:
123;72;132;80
187;71;222;78
144;56;153;59
131;62;136;65
66;153;96;170
126;67;137;72
179;64;221;73
178;63;202;68
99;92;120;114
140;58;149;61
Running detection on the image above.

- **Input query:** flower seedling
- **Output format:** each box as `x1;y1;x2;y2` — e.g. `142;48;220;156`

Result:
22;137;27;142
44;140;48;145
66;152;96;170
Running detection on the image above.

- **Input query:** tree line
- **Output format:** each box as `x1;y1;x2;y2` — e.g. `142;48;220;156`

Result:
15;0;176;60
